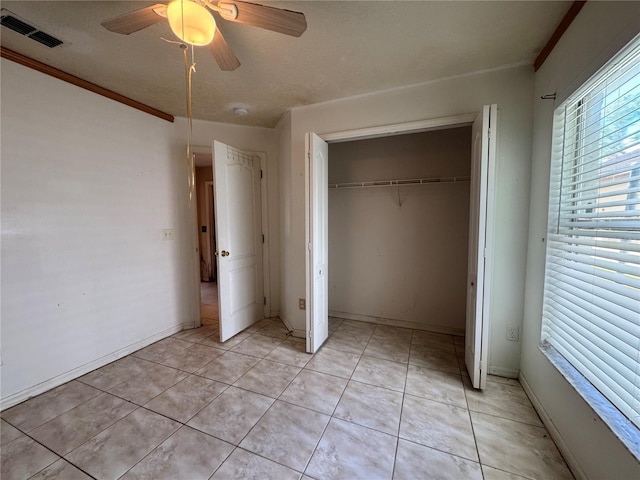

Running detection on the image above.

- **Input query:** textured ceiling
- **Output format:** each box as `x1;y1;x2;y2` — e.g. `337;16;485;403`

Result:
0;1;571;127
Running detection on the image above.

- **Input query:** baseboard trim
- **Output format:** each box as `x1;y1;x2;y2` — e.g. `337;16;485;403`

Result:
0;324;183;411
329;310;464;336
488;366;519;379
279;312;293;331
519;372;587;480
278;313;306;338
289;329;306;339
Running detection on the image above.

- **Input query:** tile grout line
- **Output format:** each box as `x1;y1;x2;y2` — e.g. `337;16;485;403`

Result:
394;328;421;477
195;285;255;480
479;463;538;480
299;407;333;477
58;404;150;475
397;436;496;470
464;407;550;429
232;340;327;474
1;382;104;433
392;337;412;479
115;416;186;479
0;423;78;479
108;381;303;478
147;379;232;428
227;445;307;477
16;405;139;480
207;445;239;479
320;325;407;476
217;349;309;472
39;395;143;457
71;329;284;446
123;401;299;480
222;400;304;475
299;322;372;477
460;366;491;480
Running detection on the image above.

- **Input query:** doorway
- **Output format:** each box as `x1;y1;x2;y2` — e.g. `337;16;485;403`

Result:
194;157;220;327
192;142;272;342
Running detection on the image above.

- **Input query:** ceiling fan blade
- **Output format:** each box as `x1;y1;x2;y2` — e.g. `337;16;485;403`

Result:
101;3;167;35
219;1;307;37
208;28;241;71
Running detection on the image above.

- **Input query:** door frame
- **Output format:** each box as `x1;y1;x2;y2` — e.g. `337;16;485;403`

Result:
192;145;272;322
321;113;477;143
306;110;489;346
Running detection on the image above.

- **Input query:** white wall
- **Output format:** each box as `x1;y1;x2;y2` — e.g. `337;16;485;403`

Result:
280;65;534;375
327;129;471;333
0;61;281;407
173;118;280;316
520;2;640;478
0;59;197;406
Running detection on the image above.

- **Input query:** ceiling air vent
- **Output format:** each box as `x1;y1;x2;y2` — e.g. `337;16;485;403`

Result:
0;14;36;35
0;9;63;48
28;30;63;48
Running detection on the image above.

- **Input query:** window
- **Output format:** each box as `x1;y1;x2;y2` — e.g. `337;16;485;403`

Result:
541;36;640;432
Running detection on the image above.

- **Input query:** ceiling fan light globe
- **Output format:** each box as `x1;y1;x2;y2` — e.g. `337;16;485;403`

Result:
167;0;216;46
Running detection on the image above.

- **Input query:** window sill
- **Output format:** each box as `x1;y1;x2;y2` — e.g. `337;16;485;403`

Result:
539;343;640;462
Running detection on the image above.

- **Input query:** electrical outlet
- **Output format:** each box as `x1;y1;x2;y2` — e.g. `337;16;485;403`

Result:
299;298;306;310
162;228;174;241
507;325;519;342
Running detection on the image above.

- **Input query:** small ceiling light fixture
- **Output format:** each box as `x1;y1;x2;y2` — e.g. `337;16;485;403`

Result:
234;107;249;117
167;0;216;46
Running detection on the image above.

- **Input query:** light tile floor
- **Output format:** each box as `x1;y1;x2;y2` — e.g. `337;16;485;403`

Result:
200;281;219;326
0;313;574;480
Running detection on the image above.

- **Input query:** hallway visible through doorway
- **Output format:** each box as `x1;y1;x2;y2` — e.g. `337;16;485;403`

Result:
200;282;219;327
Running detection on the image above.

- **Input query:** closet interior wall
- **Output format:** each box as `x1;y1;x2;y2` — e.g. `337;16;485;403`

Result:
328;126;472;334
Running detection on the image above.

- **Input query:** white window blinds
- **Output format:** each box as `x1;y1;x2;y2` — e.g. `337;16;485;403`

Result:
541;35;640;431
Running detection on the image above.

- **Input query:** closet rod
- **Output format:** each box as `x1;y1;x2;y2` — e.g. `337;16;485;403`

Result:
328;175;471;189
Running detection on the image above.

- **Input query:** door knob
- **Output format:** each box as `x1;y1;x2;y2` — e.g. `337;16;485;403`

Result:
221;250;230;257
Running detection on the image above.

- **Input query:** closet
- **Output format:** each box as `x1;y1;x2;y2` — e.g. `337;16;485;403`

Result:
327;126;472;335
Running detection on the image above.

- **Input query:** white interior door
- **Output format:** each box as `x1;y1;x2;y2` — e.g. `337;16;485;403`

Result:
305;133;329;353
213;141;264;342
465;104;497;390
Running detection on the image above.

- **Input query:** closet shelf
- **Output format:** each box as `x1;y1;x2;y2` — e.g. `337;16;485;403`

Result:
328;175;471;189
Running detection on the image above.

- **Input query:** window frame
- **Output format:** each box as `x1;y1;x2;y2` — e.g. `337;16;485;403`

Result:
539;33;640;461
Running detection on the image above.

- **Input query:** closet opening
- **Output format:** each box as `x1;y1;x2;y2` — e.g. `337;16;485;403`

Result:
306;105;497;388
326;126;472;337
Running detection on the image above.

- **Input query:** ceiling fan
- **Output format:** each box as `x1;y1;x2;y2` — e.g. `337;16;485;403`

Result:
101;0;307;71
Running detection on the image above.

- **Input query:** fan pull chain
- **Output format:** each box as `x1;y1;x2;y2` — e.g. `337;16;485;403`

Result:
183;43;197;203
